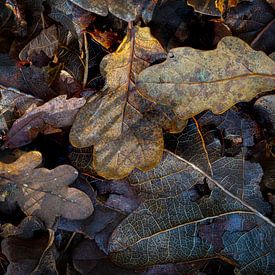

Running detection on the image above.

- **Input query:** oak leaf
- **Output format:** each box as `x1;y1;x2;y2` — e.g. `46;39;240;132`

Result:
69;0;156;23
70;26;173;179
137;36;275;121
0;151;93;227
4;95;86;149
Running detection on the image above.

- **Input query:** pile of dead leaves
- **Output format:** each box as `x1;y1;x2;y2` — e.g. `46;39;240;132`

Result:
0;0;275;274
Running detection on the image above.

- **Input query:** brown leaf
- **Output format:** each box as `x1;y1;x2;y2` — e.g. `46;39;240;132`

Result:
224;0;275;54
70;26;167;179
187;0;248;16
254;95;275;135
69;0;157;23
1;217;57;275
137;36;275;121
0;151;93;227
19;25;59;61
4;95;86;149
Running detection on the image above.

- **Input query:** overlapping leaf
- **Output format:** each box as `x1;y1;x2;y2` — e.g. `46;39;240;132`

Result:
70;26;176;179
19;25;59;61
0;151;93;227
69;0;157;23
137;36;275;120
4;95;86;149
187;0;248;16
108;150;273;272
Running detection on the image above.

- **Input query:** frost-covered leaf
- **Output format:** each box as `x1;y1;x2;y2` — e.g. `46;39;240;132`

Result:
137;36;275;120
0;151;93;227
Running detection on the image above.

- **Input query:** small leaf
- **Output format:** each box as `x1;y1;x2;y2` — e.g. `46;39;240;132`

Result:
0;151;93;227
137;36;275;120
19;25;59;61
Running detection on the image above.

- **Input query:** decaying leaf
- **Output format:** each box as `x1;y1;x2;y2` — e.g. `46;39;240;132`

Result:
0;151;93;227
254;95;275;135
19;25;59;61
70;26;167;179
108;150;273;272
4;95;86;149
137;36;275;120
187;0;248;16
69;0;157;23
1;216;57;275
224;0;275;54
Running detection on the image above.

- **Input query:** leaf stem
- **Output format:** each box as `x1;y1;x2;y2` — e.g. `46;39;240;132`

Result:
83;32;89;88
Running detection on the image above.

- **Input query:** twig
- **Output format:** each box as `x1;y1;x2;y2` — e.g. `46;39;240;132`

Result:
83;32;89;88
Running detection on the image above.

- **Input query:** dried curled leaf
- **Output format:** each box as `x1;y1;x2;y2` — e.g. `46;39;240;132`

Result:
70;26;167;179
0;151;93;227
19;25;59;61
109;151;273;273
69;0;156;23
137;36;275;120
4;95;86;149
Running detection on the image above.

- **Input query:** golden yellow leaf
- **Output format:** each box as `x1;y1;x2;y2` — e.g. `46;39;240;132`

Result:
70;26;178;179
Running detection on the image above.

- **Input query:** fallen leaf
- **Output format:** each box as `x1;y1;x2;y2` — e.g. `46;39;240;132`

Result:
70;26;167;179
19;25;59;61
108;150;273;272
1;216;57;275
224;0;275;54
254;95;275;135
0;151;93;227
137;36;275;120
0;54;56;100
4;95;86;149
69;0;157;23
187;0;248;16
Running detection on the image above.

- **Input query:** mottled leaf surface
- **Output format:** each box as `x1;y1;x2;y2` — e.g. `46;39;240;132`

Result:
0;151;93;227
137;36;275;120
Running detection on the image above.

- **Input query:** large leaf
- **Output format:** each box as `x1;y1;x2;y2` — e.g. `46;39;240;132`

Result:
70;26;169;179
108;150;274;272
137;36;275;120
69;0;156;23
0;151;93;227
